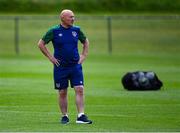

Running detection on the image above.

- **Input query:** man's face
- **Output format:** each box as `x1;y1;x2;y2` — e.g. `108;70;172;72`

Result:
62;11;75;27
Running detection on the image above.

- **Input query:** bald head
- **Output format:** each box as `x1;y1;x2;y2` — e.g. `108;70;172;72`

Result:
60;9;75;28
60;9;73;19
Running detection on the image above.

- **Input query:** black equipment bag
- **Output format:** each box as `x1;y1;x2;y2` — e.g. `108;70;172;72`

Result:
122;71;163;90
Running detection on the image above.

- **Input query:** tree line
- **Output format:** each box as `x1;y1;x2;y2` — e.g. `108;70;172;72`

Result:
0;0;180;14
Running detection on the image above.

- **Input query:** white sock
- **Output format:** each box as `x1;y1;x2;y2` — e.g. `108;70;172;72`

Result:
62;114;68;117
78;113;84;118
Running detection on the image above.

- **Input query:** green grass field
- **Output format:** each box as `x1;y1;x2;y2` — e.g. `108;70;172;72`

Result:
0;16;180;131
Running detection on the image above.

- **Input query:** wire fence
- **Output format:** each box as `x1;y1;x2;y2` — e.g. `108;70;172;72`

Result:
0;15;180;56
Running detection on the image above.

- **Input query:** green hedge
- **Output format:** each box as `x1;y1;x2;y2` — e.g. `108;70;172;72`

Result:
0;0;180;13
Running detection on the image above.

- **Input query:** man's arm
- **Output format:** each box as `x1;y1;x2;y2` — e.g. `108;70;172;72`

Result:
78;38;89;64
38;39;60;67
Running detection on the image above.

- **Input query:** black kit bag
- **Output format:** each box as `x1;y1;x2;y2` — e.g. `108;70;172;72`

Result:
122;71;163;90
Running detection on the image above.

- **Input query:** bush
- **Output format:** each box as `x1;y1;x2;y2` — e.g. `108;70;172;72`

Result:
0;0;180;13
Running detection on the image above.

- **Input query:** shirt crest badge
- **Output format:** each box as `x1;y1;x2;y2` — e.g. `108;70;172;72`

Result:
72;31;77;37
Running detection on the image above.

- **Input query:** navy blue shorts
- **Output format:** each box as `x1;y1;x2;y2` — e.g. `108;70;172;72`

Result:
53;64;84;90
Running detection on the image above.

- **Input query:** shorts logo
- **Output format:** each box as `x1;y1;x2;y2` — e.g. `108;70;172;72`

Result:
80;81;83;84
72;31;77;37
56;83;60;88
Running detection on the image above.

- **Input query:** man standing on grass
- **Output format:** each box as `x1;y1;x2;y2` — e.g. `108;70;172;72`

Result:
38;9;92;124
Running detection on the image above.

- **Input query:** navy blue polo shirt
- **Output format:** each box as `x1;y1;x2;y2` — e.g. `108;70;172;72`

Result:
42;24;86;67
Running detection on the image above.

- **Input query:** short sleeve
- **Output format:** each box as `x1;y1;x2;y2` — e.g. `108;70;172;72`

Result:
78;29;87;43
42;29;53;44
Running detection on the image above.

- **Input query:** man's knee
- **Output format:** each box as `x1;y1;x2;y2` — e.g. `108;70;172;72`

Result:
59;89;67;98
74;85;84;95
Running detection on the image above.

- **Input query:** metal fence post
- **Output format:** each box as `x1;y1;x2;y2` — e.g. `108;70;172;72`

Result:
107;16;112;54
14;16;19;55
